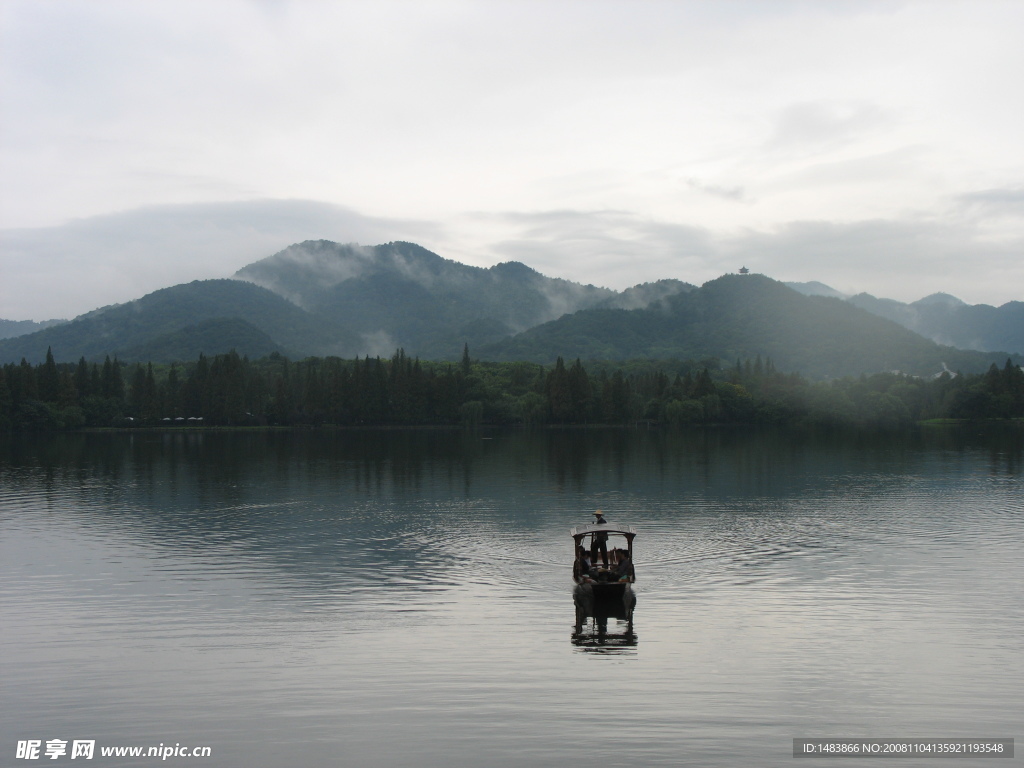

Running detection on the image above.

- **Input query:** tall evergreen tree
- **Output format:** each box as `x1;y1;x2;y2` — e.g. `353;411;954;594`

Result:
19;358;38;401
546;357;572;422
567;358;591;422
164;364;181;418
74;357;91;399
38;347;59;402
57;369;78;409
0;367;12;429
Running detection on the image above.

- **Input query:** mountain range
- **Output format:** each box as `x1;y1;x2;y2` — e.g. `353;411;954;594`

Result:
0;317;66;340
0;239;1019;378
787;281;1024;355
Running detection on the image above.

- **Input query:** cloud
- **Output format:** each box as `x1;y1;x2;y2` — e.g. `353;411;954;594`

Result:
6;0;1022;235
0;200;441;320
2;3;1023;317
768;101;891;152
471;205;1024;307
2;197;1021;323
477;210;714;290
686;179;748;202
720;216;1024;305
955;187;1024;217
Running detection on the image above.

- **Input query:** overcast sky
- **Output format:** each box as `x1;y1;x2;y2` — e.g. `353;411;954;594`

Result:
2;0;1023;320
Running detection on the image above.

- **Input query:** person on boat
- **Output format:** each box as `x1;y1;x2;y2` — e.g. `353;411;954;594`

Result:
573;546;592;579
591;510;609;566
614;551;634;581
578;547;592;575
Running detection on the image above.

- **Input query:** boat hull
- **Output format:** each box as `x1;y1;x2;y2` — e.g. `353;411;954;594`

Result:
573;576;634;598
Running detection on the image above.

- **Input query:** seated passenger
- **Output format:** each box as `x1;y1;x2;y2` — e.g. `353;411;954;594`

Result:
614;551;634;580
578;547;592;575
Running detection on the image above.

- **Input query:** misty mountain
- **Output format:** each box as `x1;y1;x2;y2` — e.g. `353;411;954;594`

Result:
597;279;696;310
0;317;67;340
0;280;358;364
481;274;1013;378
847;292;1024;355
1;239;1016;379
118;318;287;363
0;241;639;365
785;281;850;300
786;281;1023;355
234;240;617;359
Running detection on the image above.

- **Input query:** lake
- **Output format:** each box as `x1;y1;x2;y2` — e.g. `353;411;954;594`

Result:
1;426;1021;767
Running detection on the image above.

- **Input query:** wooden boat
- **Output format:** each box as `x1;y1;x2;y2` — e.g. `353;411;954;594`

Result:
572;584;637;653
570;514;636;594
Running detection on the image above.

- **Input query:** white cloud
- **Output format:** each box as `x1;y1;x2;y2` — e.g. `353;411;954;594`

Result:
720;216;1024;306
471;204;1024;306
1;196;1021;321
1;1;1022;316
0;200;440;319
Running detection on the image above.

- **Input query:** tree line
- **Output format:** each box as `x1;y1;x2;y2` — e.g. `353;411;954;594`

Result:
1;346;1022;431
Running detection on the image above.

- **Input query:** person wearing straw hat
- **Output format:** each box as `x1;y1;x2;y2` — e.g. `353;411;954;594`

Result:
591;510;609;566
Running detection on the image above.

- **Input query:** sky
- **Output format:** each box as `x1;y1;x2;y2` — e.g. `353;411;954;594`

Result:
2;0;1023;321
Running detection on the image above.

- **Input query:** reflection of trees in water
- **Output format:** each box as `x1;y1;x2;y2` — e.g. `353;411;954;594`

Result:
4;423;1021;508
572;585;637;654
4;424;1020;501
2;424;1020;595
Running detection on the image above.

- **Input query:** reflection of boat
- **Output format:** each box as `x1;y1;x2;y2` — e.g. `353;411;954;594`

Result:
570;513;636;595
572;585;637;653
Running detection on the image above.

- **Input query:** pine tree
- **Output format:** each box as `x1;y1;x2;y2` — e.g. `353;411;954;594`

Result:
129;364;147;419
142;363;159;421
38;347;59;402
101;356;124;401
270;360;292;425
0;367;12;429
567;358;591;422
164;364;181;418
74;357;91;399
693;368;716;398
57;369;78;409
19;358;38;401
546;357;571;422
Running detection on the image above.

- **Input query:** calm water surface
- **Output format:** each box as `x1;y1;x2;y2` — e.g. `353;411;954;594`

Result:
1;427;1021;767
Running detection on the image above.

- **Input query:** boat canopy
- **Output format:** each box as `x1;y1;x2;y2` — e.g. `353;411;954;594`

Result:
570;523;636;541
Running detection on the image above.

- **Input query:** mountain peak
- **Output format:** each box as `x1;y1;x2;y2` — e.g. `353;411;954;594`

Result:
702;272;792;296
489;261;540;279
786;281;849;299
603;279;695;310
913;292;966;308
7;238;1019;367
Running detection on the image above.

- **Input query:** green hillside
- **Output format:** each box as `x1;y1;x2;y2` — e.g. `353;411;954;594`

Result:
482;274;1015;377
0;317;67;340
236;240;616;358
2;242;1014;379
848;292;1024;355
0;279;358;364
119;318;288;363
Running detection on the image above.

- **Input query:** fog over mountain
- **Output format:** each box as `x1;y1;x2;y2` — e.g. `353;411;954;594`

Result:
480;273;1016;379
4;3;1023;329
787;281;1024;355
0;318;67;340
0;240;1018;379
233;240;619;360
